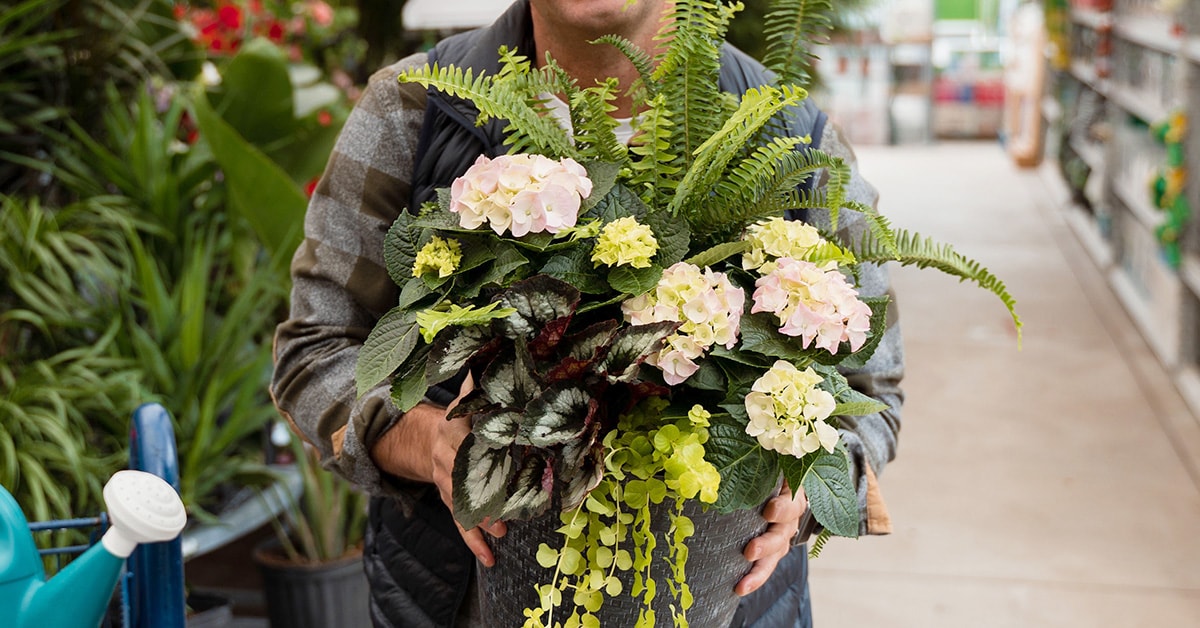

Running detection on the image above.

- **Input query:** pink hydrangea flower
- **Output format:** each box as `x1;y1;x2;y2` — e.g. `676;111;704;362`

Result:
751;258;872;354
448;154;592;237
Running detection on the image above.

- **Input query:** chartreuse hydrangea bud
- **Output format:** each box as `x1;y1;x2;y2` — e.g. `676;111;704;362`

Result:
412;235;462;278
591;216;658;268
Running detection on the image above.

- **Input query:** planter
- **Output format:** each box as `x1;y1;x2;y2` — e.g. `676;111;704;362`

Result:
253;540;370;628
479;499;768;626
186;591;233;628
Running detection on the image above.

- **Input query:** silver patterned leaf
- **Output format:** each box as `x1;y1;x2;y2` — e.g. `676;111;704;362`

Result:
563;319;620;362
480;340;539;408
519;383;595;447
451;434;516;530
498;452;553;522
427;324;491;386
559;425;605;511
473;409;525;448
495;275;580;340
597;321;678;382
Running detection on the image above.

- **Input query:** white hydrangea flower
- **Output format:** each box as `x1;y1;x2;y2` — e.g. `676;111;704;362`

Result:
744;360;838;457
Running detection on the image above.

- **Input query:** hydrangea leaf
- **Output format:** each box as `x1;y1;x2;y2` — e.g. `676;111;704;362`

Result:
451;434;515;530
584;182;649;222
390;345;431;412
496;275;581;339
705;416;780;514
540;249;611;294
519;384;595;447
642;206;691;266
737;311;813;362
474;409;526;448
582;161;621;211
808;364;889;418
498;452;554;522
427;325;491;386
685;359;727;392
685;240;751;269
598;321;677;382
466;242;529;297
383;212;420;284
783;447;858;538
356;307;420;397
398;276;435;310
607;265;663;296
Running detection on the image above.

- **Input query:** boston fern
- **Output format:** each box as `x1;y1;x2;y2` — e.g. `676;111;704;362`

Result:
356;0;1021;625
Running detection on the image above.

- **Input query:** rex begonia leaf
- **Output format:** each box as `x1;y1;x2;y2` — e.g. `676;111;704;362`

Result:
498;452;554;522
427;325;491;386
529;315;572;361
356;307;420;397
563;320;620;362
607;265;663;296
391;345;431;412
383;212;420;284
559;427;605;510
705;416;780;514
598;321;678;382
496;275;581;340
781;447;858;538
642;207;691;266
519;384;596;447
540;248;611;294
446;389;494;420
480;341;539;408
473;409;526;448
451;434;516;530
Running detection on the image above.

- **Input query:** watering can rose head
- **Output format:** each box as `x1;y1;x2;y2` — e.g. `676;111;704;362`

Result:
449;153;593;237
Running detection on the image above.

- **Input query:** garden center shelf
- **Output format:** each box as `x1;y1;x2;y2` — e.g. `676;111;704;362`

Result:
1044;0;1200;418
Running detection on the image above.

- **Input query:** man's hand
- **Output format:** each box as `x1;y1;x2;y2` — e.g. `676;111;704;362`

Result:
370;374;507;567
735;482;808;597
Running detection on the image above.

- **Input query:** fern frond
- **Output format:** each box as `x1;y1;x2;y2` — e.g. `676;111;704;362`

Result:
569;78;630;165
844;200;898;259
671;85;807;219
808;528;833;559
762;0;834;89
856;229;1023;338
399;62;577;159
694;136;805;233
653;0;739;168
592;34;656;96
628;93;682;208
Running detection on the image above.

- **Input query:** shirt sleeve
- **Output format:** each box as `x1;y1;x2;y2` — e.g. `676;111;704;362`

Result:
270;54;432;508
810;121;906;536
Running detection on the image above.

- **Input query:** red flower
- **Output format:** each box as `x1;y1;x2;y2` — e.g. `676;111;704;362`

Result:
305;177;321;197
266;20;285;42
217;4;242;30
249;0;264;15
173;3;188;20
317;110;333;127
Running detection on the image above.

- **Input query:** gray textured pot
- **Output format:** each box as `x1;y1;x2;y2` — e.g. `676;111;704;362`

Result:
254;540;369;628
479;498;767;627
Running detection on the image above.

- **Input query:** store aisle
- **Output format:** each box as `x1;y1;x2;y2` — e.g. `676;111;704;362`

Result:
808;142;1200;627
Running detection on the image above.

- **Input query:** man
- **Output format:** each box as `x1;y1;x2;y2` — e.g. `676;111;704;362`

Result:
270;1;903;626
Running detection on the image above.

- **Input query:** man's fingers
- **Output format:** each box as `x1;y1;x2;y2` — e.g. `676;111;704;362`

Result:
480;518;507;538
736;549;783;596
457;521;496;568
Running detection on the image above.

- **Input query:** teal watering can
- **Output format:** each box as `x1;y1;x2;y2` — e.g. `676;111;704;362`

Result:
0;471;187;628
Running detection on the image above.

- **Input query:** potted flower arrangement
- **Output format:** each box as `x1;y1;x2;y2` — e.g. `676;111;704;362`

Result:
356;1;1021;626
253;442;370;628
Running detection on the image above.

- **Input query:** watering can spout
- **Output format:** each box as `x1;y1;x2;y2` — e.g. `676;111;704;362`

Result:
1;471;187;628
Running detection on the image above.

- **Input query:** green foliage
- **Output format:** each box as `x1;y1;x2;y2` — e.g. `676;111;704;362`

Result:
266;443;368;564
761;0;833;89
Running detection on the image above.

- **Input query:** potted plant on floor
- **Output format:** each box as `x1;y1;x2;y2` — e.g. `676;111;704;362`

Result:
254;441;370;628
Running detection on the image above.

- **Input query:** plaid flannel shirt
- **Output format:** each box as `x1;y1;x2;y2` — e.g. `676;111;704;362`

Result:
271;54;904;534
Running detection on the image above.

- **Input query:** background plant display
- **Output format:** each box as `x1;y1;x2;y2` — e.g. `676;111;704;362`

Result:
355;1;1020;625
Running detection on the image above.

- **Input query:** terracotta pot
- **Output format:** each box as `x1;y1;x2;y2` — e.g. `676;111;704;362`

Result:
478;498;767;626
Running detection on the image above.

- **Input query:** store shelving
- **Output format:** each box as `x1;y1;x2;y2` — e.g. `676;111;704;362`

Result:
1046;0;1200;415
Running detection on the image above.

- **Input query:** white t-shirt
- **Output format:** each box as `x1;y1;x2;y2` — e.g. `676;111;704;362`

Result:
541;93;637;146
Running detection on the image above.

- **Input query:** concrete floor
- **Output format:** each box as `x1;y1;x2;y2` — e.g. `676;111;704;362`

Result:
808;142;1200;627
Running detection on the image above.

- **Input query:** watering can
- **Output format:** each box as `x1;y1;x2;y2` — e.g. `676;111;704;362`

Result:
0;470;187;628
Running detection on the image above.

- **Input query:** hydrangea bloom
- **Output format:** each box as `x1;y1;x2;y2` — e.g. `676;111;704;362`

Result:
448;154;592;237
744;360;838;457
622;262;744;385
592;216;659;268
751;257;872;354
412;235;462;279
742;217;826;272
